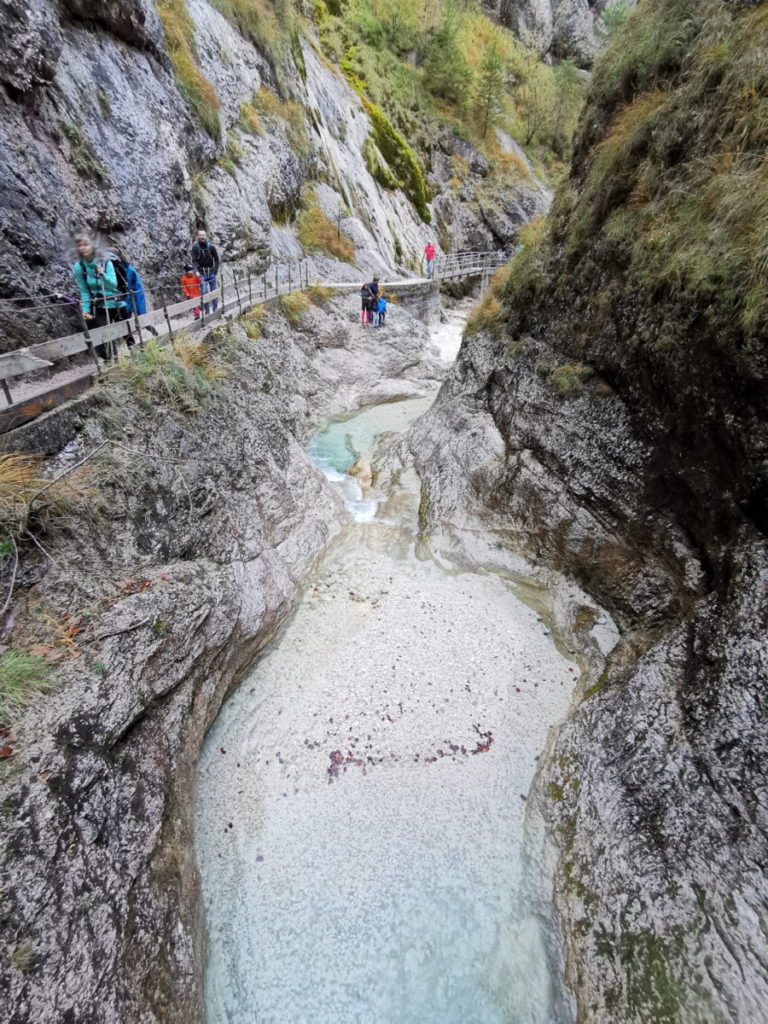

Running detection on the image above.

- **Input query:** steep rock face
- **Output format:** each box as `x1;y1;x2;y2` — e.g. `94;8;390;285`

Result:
411;1;768;1019
0;0;549;350
489;0;612;64
0;296;443;1022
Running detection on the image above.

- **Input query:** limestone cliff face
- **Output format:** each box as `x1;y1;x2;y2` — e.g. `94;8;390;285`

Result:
0;296;442;1022
485;0;618;65
0;0;547;350
411;1;768;1020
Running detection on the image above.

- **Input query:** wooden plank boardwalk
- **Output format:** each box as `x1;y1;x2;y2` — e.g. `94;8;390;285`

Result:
0;251;504;436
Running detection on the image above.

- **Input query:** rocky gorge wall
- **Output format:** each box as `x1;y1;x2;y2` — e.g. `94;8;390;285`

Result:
0;0;549;350
0;294;444;1022
409;0;768;1020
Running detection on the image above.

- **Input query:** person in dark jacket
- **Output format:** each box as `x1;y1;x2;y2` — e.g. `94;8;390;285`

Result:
72;234;124;360
113;249;148;316
192;229;220;314
113;248;159;341
360;281;373;325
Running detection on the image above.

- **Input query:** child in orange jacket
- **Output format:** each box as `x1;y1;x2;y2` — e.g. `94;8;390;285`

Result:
181;264;202;319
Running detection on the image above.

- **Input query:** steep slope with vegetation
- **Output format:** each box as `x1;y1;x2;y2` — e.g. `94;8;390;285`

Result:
411;0;768;1019
0;0;583;349
0;295;443;1022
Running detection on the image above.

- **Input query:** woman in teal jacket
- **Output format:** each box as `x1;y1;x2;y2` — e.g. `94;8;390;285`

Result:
72;234;126;358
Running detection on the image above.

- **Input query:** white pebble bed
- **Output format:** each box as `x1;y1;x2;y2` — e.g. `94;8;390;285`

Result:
195;521;577;1024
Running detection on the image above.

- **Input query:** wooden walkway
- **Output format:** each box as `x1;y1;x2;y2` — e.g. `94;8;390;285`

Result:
0;250;504;435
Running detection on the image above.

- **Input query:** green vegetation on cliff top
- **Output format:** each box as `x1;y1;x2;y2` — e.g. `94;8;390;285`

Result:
159;0;584;222
315;0;585;186
541;0;768;347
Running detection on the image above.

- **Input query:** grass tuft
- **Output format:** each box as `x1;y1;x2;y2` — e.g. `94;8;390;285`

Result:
254;86;309;155
306;284;338;304
297;193;355;263
465;263;513;337
278;291;311;325
60;121;107;182
112;338;223;413
552;363;591;398
241;304;266;339
0;651;53;724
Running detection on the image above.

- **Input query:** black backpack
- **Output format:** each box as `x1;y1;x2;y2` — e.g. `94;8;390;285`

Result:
114;260;129;295
195;241;215;270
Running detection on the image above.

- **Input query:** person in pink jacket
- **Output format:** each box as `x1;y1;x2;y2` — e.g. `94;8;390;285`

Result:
424;242;436;279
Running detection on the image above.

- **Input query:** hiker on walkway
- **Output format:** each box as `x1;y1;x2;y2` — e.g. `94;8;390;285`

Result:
113;248;159;339
113;249;148;317
424;242;436;279
377;294;387;326
181;264;203;320
192;229;220;314
370;296;380;328
72;234;125;360
360;281;373;325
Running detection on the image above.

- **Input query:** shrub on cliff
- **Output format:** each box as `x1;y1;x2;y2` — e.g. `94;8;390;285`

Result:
157;0;221;140
561;0;768;346
297;194;356;263
362;98;431;222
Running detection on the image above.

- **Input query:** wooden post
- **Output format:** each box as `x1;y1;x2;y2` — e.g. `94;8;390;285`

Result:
274;266;278;296
233;271;242;315
219;269;225;313
247;269;253;307
162;296;175;348
263;273;267;300
288;263;292;293
1;379;12;405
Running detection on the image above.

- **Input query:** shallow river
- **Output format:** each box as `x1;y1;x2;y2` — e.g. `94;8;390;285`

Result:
195;364;577;1023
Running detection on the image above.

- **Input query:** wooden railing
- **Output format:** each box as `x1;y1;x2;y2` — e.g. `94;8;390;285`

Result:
0;260;312;405
0;249;508;433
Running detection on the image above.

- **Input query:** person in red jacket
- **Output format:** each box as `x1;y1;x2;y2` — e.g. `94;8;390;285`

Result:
180;264;202;320
424;242;436;279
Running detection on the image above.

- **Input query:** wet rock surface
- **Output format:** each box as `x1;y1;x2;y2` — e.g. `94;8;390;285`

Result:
408;13;768;1014
411;321;768;1019
0;295;442;1023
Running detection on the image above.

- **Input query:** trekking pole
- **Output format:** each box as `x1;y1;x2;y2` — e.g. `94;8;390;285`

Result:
98;267;115;362
81;307;101;377
162;296;175;349
132;291;144;350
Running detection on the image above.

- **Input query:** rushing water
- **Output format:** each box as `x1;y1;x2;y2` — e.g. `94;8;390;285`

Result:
196;391;577;1023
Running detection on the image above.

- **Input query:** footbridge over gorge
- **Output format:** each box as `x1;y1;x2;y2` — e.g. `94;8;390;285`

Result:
0;249;505;437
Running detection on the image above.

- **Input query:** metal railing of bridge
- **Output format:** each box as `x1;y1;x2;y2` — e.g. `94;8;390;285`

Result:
0;249;508;433
432;250;507;282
